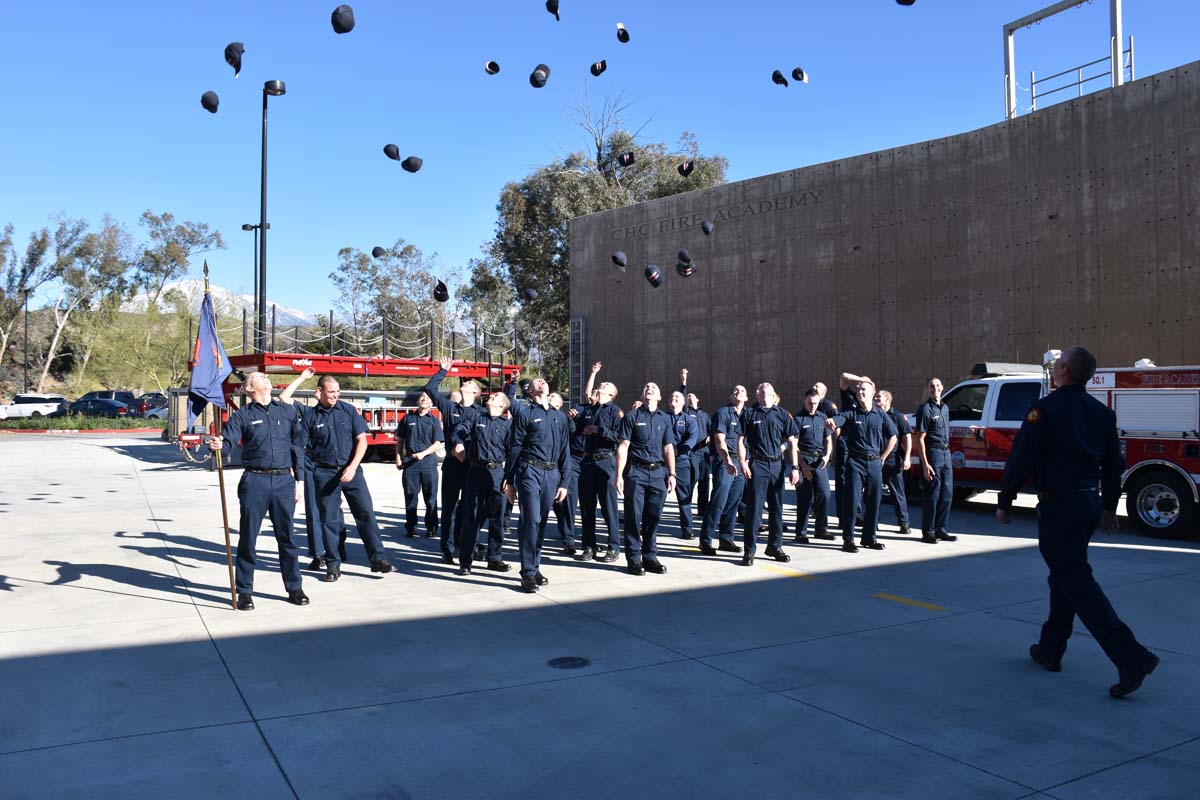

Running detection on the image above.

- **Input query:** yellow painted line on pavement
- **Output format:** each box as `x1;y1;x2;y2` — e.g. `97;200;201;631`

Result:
760;564;817;580
873;592;946;612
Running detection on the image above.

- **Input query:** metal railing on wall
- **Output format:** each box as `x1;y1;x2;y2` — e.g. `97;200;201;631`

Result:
1031;37;1134;111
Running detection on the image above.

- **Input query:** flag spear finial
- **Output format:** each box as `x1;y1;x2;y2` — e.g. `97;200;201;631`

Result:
203;260;210;294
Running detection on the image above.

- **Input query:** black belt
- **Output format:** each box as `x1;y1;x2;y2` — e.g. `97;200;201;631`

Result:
849;451;878;461
801;450;824;458
314;462;344;470
472;460;504;470
929;444;950;451
752;453;782;462
246;467;290;475
1038;488;1099;502
521;458;557;470
631;458;663;469
585;450;615;461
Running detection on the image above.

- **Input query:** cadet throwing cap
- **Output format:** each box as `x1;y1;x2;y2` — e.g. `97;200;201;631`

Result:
701;219;715;236
401;156;423;173
224;42;244;77
530;63;551;88
678;248;691;265
590;60;607;77
772;70;788;87
485;60;500;75
677;160;694;177
644;265;663;288
524;288;539;301
791;67;809;84
383;143;401;161
371;246;386;258
611;251;627;269
618;152;635;167
201;91;220;113
546;0;560;21
676;261;696;278
331;4;355;34
433;280;450;303
616;22;630;43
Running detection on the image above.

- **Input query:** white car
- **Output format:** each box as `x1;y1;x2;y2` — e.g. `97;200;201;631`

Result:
1;393;69;419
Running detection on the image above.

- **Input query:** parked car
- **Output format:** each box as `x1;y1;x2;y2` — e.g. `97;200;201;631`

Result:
130;394;168;417
77;390;137;408
68;398;130;418
0;393;69;419
143;401;169;420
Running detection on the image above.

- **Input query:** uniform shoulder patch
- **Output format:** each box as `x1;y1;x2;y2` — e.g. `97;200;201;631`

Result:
1025;408;1041;423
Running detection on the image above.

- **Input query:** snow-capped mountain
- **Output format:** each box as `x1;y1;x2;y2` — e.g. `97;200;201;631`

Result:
121;279;319;327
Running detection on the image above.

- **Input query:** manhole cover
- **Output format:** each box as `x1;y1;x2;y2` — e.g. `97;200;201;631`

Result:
547;656;591;670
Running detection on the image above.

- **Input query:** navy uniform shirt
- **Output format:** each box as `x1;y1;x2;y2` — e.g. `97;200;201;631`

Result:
740;404;799;461
222;399;304;476
685;406;712;457
505;401;570;486
423;367;483;444
831;403;898;459
400;410;443;458
568;402;590;456
582;401;623;454
884;408;912;468
304;399;367;466
710;404;743;462
453;413;511;466
795;409;831;456
914;399;950;448
668;410;699;456
998;384;1124;512
818;397;838;418
620;405;672;464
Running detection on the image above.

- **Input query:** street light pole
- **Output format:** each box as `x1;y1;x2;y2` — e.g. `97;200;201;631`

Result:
242;223;266;351
258;79;286;354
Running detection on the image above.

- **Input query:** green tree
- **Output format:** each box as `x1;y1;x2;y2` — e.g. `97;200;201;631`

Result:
490;90;728;385
136;210;226;304
456;256;524;365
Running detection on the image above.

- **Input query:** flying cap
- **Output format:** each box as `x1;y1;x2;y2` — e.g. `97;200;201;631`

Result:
401;156;423;173
791;67;809;84
611;251;627;270
331;5;355;34
224;42;244;77
371;246;386;258
677;248;691;265
433;280;449;303
485;60;500;75
519;378;532;393
677;160;694;177
618;152;635;167
701;220;715;236
616;22;630;43
383;143;401;161
590;60;607;77
676;261;696;278
523;288;539;301
530;63;551;88
896;0;916;5
772;70;788;87
546;0;560;21
201;91;219;113
644;265;663;288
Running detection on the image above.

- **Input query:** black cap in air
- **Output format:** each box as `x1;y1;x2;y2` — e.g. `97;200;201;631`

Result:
701;220;715;236
371;246;386;259
401;156;423;173
224;42;244;77
433;280;450;303
384;143;401;161
331;5;355;34
644;264;663;288
201;91;219;113
611;251;627;270
772;70;788;87
590;60;607;77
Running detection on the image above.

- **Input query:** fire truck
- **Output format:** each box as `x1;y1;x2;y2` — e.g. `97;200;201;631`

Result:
171;353;522;463
940;356;1200;539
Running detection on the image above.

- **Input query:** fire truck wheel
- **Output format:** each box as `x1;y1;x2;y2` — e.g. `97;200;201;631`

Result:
1124;470;1198;540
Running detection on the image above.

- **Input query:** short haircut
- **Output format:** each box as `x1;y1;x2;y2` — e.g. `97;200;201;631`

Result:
491;391;511;411
1062;347;1098;383
460;379;480;393
804;388;820;399
246;371;270;390
876;389;893;402
316;374;338;390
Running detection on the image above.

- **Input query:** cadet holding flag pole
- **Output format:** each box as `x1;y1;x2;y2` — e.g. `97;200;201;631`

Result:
188;262;237;609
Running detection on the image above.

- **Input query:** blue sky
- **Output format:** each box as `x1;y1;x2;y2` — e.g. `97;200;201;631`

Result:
2;0;1196;315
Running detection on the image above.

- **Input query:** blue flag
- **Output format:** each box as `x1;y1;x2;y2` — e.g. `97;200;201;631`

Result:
187;291;233;429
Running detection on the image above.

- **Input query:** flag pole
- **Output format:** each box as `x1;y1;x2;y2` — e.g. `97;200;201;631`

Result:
205;262;238;610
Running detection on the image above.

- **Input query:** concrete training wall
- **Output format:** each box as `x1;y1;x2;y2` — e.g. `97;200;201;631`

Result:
568;60;1200;412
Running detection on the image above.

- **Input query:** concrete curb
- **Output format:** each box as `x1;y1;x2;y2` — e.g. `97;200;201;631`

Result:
0;427;162;435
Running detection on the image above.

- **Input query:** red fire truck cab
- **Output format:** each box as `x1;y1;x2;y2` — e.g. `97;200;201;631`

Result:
942;361;1200;540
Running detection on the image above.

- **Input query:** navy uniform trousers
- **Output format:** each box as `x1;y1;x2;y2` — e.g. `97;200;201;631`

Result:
883;462;910;528
578;454;621;553
458;464;506;568
796;460;831;537
672;451;696;537
440;457;469;556
700;458;743;547
546;453;581;546
235;471;303;593
1036;493;1146;667
690;450;710;528
302;457;325;558
313;465;388;567
922;447;953;536
623;463;667;563
744;458;786;554
402;458;439;537
516;462;559;579
842;456;883;545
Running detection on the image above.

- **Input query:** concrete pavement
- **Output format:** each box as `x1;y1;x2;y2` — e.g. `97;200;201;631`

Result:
1;433;1197;798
